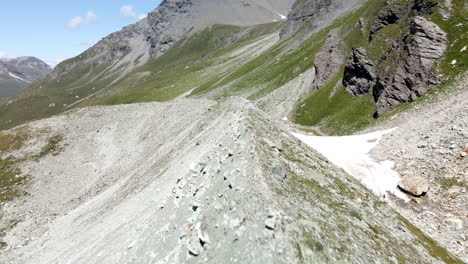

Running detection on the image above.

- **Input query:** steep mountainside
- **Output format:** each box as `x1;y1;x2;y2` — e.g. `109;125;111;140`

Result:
0;0;295;130
0;57;51;98
53;0;295;78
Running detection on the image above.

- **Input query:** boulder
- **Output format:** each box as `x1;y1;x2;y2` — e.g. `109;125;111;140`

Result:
398;176;430;196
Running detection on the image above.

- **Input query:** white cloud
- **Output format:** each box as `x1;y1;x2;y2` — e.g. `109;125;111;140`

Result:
80;40;97;47
67;11;98;29
0;50;15;59
120;5;146;20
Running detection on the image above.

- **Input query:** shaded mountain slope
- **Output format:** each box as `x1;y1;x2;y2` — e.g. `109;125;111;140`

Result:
0;57;51;98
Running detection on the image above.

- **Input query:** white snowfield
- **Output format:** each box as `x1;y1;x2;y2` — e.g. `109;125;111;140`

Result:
8;72;32;83
292;128;409;201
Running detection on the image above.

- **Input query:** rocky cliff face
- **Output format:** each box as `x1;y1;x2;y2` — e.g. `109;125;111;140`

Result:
0;57;51;98
342;0;448;116
373;16;447;114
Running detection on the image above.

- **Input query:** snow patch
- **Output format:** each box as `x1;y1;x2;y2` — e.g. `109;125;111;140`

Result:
275;12;287;20
292;128;408;200
8;72;31;83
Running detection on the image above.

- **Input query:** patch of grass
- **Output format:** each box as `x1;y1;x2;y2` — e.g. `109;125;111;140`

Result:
429;0;468;79
437;177;467;190
304;232;324;252
294;74;376;135
0;130;64;249
398;216;464;264
295;243;304;262
34;135;64;159
0;219;20;249
0;158;27;203
0;127;30;152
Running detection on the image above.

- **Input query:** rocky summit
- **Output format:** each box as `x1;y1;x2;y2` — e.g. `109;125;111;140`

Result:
0;0;467;263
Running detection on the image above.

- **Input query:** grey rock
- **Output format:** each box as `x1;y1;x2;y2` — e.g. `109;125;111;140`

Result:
358;18;367;36
343;48;376;96
445;217;463;230
265;216;276;230
398;175;430;196
312;29;345;90
374;16;447;115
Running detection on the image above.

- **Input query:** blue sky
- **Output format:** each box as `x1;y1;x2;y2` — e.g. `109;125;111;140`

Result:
0;1;162;67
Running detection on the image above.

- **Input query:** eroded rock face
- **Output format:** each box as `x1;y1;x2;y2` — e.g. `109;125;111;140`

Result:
374;16;447;115
312;29;346;90
342;48;376;96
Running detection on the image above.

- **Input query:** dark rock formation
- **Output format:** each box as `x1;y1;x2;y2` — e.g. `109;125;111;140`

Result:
312;29;346;90
342;48;376;96
369;1;408;40
412;0;437;15
374;16;447;115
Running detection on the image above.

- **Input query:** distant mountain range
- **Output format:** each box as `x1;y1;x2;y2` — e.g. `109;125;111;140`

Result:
0;57;51;98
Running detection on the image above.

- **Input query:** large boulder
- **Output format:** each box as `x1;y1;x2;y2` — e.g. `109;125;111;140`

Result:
342;48;376;96
398;176;430;196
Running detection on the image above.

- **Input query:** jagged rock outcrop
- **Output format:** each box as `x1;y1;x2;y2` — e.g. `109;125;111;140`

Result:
312;29;345;90
374;16;447;114
280;0;363;39
0;57;51;98
341;0;447;115
342;48;376;96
